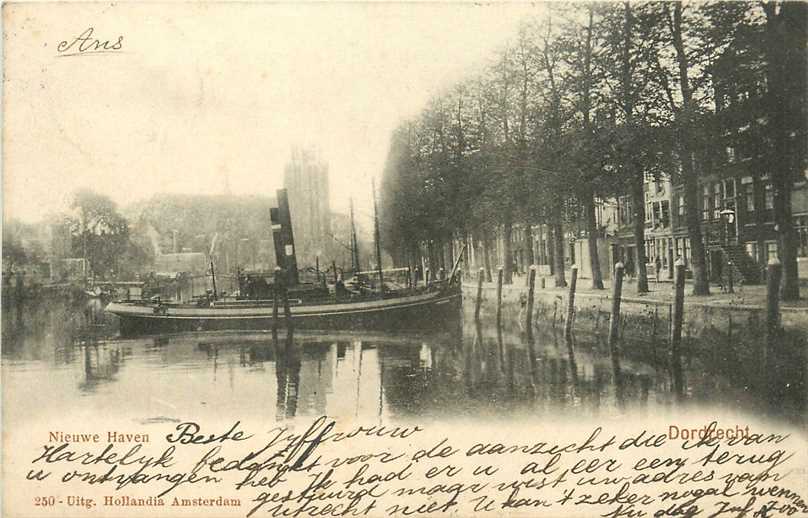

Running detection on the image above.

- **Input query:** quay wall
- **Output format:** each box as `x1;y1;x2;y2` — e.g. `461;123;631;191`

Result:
462;281;808;339
461;279;807;382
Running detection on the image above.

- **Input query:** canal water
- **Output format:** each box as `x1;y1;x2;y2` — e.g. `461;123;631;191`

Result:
2;296;804;430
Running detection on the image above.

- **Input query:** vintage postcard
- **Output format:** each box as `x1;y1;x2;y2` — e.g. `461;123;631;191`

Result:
2;2;807;517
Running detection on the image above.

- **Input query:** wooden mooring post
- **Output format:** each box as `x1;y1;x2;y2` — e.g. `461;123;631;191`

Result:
282;281;292;326
526;266;536;339
475;268;485;320
608;262;624;355
564;265;578;341
670;258;686;397
496;267;504;324
272;267;281;332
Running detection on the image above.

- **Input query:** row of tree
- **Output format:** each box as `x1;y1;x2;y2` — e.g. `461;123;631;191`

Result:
379;1;806;299
3;190;285;283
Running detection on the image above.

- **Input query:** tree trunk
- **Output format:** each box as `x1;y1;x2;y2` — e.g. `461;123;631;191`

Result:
547;224;555;275
584;191;604;289
753;176;767;269
525;221;535;267
552;210;567;288
536;224;545;265
482;231;493;282
630;174;649;293
683;152;710;295
446;236;454;275
764;2;802;300
503;216;514;284
671;2;709;295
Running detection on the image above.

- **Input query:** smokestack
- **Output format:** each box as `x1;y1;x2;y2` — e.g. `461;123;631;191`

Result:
271;189;299;286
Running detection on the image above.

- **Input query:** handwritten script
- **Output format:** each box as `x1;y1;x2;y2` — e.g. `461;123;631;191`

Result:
57;27;123;57
23;418;808;517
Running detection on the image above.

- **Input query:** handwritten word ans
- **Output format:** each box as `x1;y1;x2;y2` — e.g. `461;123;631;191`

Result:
166;421;252;445
57;27;123;56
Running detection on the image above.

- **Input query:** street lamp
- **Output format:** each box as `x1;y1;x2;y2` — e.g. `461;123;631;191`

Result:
719;209;735;244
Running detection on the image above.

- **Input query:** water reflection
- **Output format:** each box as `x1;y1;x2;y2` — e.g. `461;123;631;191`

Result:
1;298;804;426
79;343;122;392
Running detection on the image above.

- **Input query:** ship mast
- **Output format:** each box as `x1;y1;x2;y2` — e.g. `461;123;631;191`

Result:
349;198;360;274
372;179;384;295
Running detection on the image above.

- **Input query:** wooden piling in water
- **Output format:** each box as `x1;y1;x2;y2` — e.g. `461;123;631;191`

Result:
281;274;292;327
564;265;578;341
272;267;281;332
475;268;485;320
765;258;782;371
608;262;624;354
670;258;686;397
526;266;536;338
496;267;504;324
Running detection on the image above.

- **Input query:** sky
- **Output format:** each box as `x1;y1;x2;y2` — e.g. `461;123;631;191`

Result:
3;2;542;227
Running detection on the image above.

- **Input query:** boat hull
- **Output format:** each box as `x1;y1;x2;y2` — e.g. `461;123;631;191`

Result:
106;289;461;336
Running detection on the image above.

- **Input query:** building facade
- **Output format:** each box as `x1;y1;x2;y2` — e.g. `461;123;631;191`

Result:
283;148;332;269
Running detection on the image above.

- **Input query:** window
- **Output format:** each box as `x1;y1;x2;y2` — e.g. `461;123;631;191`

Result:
703;185;711;221
797;216;808;257
661;200;670;227
678;195;685;216
724;179;735;199
766;242;778;262
713;183;723;219
646;202;652;223
765;183;774;210
745;242;757;262
745;183;755;212
619;197;633;226
726;146;736;163
683;238;691;265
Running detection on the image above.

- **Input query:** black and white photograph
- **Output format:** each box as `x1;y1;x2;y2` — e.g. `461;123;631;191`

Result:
2;2;807;517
